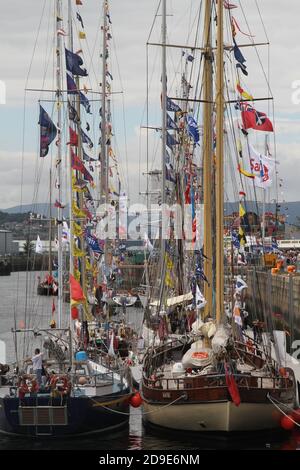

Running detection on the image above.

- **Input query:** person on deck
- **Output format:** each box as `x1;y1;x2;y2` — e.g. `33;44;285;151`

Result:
31;349;43;387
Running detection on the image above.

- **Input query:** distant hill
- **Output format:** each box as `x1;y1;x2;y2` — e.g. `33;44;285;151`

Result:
1;203;68;218
2;201;300;226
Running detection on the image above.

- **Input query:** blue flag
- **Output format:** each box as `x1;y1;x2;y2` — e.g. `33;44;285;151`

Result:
233;39;246;65
85;232;103;254
166;97;182;113
187;115;200;143
65;48;88;77
66;73;78;94
80;92;92;114
167;113;177;130
166;132;179;149
82;148;96;162
81;128;93;148
38;105;57;158
232;231;240;249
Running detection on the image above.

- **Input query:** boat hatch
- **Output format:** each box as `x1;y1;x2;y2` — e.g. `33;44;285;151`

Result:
18;406;68;426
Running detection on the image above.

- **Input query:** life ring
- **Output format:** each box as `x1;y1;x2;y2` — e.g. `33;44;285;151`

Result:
50;375;71;394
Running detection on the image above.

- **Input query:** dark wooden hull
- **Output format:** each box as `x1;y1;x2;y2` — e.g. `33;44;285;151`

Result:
0;389;130;437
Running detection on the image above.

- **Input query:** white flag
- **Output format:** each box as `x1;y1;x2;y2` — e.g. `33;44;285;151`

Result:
196;285;207;309
35;235;43;254
62;221;70;243
144;232;153;252
247;145;275;189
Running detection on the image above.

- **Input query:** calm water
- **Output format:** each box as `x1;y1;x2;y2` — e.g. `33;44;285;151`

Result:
0;272;297;450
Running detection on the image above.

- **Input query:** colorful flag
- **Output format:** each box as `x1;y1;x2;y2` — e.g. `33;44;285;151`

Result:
54;199;65;209
65;48;87;77
235;276;248;292
239;203;246;218
225;362;241;406
167;113;177;130
38;105;57;158
241;145;275;188
166;96;182;112
187;115;200;143
240;103;273;132
166;132;179;149
80;91;91;114
85;232;103;254
67;127;78;146
66;73;78;94
236;82;253;101
70;273;85;302
68;101;80;122
81;128;93;147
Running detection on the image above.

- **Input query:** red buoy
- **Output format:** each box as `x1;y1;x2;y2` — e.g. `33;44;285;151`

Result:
129;392;143;408
280;414;295;431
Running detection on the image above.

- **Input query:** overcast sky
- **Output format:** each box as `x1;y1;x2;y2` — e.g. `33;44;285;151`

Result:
0;0;300;210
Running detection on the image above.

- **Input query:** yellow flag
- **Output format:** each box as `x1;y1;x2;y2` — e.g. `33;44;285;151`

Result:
73;243;85;257
86;258;92;271
72;200;86;218
239;203;246;218
239;226;246;246
79;31;86;39
72;221;83;237
73;268;81;282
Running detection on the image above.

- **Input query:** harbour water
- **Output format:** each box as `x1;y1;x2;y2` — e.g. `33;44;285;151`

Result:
0;272;297;450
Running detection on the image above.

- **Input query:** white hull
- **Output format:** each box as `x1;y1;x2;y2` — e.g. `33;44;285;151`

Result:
143;401;283;432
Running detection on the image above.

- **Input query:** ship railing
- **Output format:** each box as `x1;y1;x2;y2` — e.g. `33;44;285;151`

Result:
143;371;294;392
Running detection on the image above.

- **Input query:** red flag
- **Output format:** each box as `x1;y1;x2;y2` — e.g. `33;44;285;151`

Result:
67;127;78;146
241;103;273;132
52;299;56;315
225;363;241;406
71;306;79;320
70;273;85;302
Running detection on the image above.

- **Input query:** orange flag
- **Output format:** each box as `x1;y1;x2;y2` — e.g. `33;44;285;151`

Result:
70;273;85;302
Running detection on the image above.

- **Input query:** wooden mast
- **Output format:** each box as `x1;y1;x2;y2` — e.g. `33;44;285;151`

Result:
203;0;213;319
215;0;224;324
159;0;167;304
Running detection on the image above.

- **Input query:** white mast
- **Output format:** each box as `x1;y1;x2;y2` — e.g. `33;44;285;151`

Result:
56;0;63;328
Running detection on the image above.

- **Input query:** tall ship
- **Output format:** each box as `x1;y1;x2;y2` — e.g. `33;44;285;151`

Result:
0;0;132;437
141;0;297;432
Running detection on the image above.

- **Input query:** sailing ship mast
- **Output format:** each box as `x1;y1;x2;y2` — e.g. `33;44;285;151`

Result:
100;0;108;274
157;0;167;309
56;0;63;328
215;0;224;324
202;0;213;319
